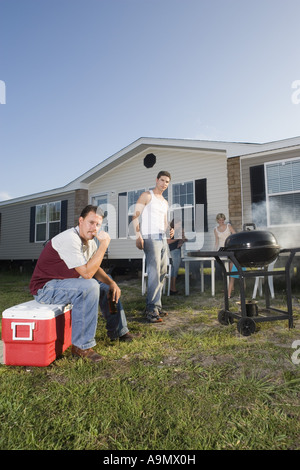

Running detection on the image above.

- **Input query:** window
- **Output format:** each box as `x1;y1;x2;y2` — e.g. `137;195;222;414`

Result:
128;189;145;216
128;189;145;237
171;181;194;232
35;201;61;242
265;158;300;226
92;194;108;232
172;181;193;207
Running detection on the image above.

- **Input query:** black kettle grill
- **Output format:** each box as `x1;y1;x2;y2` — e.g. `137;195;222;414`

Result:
220;223;281;268
187;223;300;336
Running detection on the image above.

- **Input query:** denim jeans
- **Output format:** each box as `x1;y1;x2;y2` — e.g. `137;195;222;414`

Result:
170;248;181;278
143;238;168;311
34;277;129;349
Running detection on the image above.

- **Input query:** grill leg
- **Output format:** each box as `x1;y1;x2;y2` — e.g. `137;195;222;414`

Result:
216;257;229;310
239;275;247;317
285;251;295;329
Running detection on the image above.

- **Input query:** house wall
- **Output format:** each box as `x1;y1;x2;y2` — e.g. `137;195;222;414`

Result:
0;190;81;261
240;149;300;248
88;146;229;259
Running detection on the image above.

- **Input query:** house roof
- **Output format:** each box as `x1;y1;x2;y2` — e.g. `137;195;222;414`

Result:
66;136;261;187
1;135;300;206
237;135;300;159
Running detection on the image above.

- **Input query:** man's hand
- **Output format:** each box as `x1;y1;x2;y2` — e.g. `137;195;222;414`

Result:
108;280;121;303
136;235;144;250
75;231;111;279
95;230;111;246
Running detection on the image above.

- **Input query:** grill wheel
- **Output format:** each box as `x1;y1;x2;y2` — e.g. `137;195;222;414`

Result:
237;317;256;336
218;309;234;325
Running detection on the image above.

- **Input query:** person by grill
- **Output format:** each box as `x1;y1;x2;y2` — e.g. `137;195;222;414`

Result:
214;213;237;298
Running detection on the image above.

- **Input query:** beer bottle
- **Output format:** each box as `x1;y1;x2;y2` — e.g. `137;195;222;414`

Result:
108;293;117;314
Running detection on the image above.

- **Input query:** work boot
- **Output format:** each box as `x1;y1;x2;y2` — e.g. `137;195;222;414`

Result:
110;332;142;343
145;309;163;323
158;308;168;317
71;345;103;363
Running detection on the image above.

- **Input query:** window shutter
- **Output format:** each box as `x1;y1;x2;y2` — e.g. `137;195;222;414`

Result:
29;206;36;243
250;165;266;203
250;165;267;226
195;179;208;232
61;200;68;231
118;192;127;238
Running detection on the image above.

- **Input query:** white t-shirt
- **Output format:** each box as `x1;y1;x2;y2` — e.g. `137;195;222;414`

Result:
51;227;98;269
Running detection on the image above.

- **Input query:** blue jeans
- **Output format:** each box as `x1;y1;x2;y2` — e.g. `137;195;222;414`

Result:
34;277;129;349
143;238;168;311
170;248;181;278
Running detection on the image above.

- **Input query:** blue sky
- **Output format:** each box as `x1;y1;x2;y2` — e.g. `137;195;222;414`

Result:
1;0;300;201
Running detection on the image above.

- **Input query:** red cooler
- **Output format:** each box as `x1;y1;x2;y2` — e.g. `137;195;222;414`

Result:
1;300;72;366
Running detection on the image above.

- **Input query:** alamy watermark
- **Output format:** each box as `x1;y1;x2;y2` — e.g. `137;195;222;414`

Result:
0;80;6;104
291;80;300;104
291;340;300;365
98;202;205;246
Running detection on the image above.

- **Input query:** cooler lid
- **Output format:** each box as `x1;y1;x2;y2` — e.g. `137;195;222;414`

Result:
2;300;72;319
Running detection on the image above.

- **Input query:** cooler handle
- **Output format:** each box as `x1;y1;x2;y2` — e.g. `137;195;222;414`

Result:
11;322;35;341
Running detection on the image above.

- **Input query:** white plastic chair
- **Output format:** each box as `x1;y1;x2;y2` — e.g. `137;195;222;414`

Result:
252;261;275;299
141;254;171;296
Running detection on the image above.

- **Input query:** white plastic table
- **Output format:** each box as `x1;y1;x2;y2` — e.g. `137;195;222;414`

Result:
183;255;230;296
182;256;216;296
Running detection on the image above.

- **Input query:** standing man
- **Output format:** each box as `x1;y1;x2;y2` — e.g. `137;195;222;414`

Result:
132;171;173;323
30;205;134;363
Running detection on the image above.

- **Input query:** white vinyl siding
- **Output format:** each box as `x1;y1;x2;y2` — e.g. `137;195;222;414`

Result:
0;194;76;260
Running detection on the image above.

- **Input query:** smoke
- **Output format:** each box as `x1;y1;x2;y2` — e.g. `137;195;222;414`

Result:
251;202;267;230
251;201;300;248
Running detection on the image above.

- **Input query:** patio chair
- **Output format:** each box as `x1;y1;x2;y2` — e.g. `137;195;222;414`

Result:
252;261;275;299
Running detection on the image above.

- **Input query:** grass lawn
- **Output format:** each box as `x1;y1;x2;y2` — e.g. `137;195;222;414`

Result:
0;270;300;451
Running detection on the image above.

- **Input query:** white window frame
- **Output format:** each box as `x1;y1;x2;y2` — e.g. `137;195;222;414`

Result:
35;201;61;242
91;194;109;232
265;157;300;227
128;189;145;218
127;188;145;238
170;180;195;232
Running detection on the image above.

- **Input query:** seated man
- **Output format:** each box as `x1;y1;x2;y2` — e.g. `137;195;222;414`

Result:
29;204;135;363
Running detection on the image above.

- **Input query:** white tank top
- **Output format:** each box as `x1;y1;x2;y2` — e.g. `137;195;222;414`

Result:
141;190;168;237
215;223;232;248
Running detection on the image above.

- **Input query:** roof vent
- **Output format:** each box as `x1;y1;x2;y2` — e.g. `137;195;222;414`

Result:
144;153;156;168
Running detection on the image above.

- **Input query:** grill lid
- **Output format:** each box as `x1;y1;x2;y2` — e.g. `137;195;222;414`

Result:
224;230;279;251
223;230;280;267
